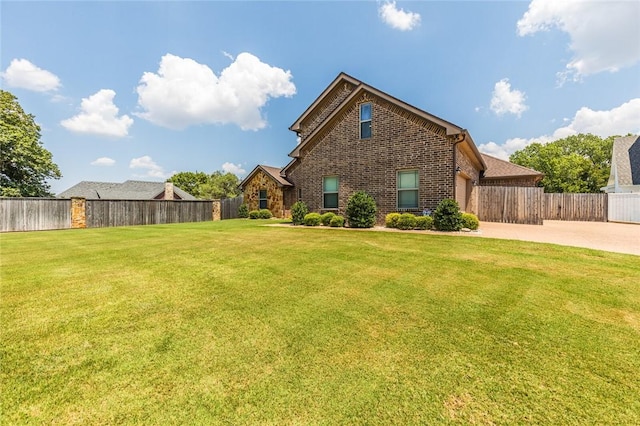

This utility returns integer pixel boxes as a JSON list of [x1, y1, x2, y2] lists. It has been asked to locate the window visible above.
[[360, 103, 372, 139], [323, 176, 339, 209], [397, 170, 418, 209], [259, 189, 267, 209]]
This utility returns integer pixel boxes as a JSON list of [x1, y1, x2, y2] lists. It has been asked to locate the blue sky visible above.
[[2, 0, 639, 195]]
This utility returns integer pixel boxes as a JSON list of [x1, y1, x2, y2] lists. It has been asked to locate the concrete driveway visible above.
[[468, 220, 640, 256]]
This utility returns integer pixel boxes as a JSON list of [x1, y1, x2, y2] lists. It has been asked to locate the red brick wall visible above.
[[286, 92, 481, 223]]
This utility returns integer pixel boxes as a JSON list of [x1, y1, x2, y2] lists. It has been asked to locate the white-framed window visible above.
[[397, 170, 419, 209], [360, 103, 372, 139], [323, 176, 339, 209], [259, 189, 268, 209]]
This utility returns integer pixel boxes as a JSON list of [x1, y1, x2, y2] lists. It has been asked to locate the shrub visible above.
[[385, 212, 401, 228], [415, 215, 433, 230], [433, 199, 463, 231], [248, 210, 260, 219], [321, 212, 336, 226], [303, 212, 322, 226], [329, 215, 345, 227], [258, 209, 273, 219], [291, 201, 309, 226], [396, 213, 417, 230], [460, 212, 480, 230], [237, 204, 249, 218], [345, 191, 377, 228]]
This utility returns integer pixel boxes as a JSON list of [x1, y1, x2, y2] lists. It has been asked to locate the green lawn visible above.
[[1, 220, 639, 425]]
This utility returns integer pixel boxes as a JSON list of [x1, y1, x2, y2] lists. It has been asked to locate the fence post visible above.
[[71, 197, 87, 229], [212, 200, 221, 221]]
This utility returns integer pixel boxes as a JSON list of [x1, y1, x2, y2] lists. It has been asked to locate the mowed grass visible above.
[[1, 220, 639, 425]]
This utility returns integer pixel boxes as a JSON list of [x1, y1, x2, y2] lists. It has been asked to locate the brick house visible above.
[[241, 73, 541, 222], [241, 165, 292, 218]]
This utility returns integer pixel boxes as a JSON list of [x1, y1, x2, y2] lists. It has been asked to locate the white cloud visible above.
[[1, 58, 61, 92], [90, 157, 116, 166], [379, 1, 421, 31], [479, 98, 640, 160], [517, 0, 640, 79], [221, 162, 246, 175], [135, 52, 296, 131], [129, 156, 169, 179], [61, 89, 133, 137], [490, 79, 528, 117]]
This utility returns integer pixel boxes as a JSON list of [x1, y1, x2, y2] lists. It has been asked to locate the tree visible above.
[[510, 134, 614, 193], [167, 170, 241, 199], [0, 90, 61, 197]]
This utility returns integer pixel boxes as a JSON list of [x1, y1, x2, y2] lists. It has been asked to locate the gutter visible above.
[[452, 130, 467, 202]]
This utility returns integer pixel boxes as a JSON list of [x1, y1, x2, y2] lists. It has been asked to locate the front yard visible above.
[[1, 219, 639, 424]]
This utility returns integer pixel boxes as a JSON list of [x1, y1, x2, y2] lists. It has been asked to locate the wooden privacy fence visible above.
[[1, 197, 244, 232], [0, 198, 72, 232], [472, 187, 611, 225], [544, 193, 607, 221], [221, 196, 244, 220], [473, 186, 544, 225], [85, 200, 213, 228]]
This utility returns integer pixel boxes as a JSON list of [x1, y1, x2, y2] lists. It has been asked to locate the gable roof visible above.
[[57, 180, 196, 200], [607, 135, 640, 189], [480, 154, 544, 180], [239, 165, 293, 189], [287, 72, 486, 171]]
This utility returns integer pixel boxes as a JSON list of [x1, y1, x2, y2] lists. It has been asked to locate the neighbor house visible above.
[[57, 180, 196, 200], [601, 135, 640, 193], [240, 73, 541, 222]]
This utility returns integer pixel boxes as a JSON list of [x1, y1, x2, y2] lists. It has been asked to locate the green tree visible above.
[[510, 134, 614, 193], [0, 90, 61, 197], [167, 170, 241, 199]]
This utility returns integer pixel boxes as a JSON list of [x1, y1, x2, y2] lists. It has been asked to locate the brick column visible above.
[[212, 200, 221, 221], [71, 197, 87, 229]]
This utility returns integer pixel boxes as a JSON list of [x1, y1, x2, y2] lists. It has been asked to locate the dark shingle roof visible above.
[[481, 154, 543, 179], [609, 135, 640, 187], [239, 165, 293, 189], [57, 180, 196, 200]]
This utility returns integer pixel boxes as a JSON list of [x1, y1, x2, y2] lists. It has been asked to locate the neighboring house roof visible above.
[[57, 180, 197, 200], [480, 154, 544, 180], [239, 165, 293, 189], [286, 72, 486, 172], [602, 135, 640, 193]]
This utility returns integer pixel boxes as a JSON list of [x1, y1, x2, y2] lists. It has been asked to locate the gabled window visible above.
[[360, 103, 372, 139], [397, 170, 419, 209], [259, 189, 268, 209], [323, 176, 339, 209]]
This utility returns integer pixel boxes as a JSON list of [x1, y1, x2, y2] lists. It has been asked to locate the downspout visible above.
[[452, 130, 467, 201]]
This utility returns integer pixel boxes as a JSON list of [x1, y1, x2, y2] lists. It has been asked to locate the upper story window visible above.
[[259, 189, 268, 209], [397, 170, 419, 209], [360, 103, 372, 139], [323, 176, 339, 209]]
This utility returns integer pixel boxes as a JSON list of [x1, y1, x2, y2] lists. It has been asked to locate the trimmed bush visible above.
[[345, 191, 377, 228], [291, 201, 309, 226], [248, 210, 260, 219], [258, 209, 273, 219], [303, 212, 322, 226], [321, 212, 336, 226], [329, 215, 345, 227], [385, 212, 401, 228], [461, 212, 480, 230], [396, 213, 417, 230], [237, 204, 249, 218], [433, 199, 463, 231], [415, 215, 433, 230]]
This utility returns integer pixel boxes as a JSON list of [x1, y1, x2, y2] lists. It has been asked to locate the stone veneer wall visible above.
[[285, 93, 481, 223], [243, 169, 285, 218]]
